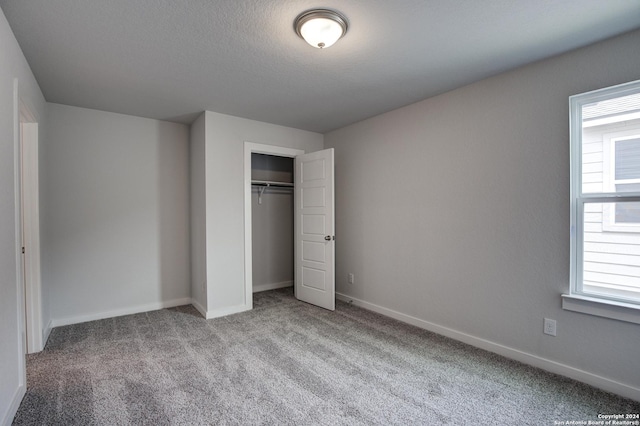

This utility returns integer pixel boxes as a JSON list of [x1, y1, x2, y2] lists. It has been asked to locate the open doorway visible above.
[[250, 153, 295, 294], [19, 100, 44, 354], [243, 143, 304, 310]]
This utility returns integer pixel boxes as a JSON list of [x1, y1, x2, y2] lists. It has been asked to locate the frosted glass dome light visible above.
[[295, 9, 348, 49]]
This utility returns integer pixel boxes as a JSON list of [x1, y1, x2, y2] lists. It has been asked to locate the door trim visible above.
[[243, 142, 304, 310], [11, 78, 27, 419], [21, 120, 43, 353]]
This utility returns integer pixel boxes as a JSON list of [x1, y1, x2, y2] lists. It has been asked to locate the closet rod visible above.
[[253, 180, 293, 205], [251, 180, 294, 188]]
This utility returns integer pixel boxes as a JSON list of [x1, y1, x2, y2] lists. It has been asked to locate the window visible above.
[[566, 80, 640, 323], [602, 133, 640, 232]]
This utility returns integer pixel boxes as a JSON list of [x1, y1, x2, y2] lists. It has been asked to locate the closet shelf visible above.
[[251, 180, 294, 188]]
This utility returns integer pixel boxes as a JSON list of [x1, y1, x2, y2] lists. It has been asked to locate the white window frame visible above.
[[602, 131, 640, 233], [565, 79, 640, 324]]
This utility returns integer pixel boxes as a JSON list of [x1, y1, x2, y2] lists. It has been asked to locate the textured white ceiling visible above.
[[2, 0, 640, 133]]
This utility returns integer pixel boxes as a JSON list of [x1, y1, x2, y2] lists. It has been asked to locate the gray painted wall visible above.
[[38, 118, 52, 352], [43, 103, 190, 324], [0, 7, 46, 424], [325, 29, 640, 394], [203, 111, 323, 313], [190, 113, 207, 312]]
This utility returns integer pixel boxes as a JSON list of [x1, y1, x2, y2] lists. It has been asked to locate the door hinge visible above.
[[22, 247, 25, 254]]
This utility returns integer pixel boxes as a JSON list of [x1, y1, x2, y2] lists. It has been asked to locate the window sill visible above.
[[562, 294, 640, 325]]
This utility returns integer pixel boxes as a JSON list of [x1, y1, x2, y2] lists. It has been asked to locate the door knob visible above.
[[324, 235, 334, 241]]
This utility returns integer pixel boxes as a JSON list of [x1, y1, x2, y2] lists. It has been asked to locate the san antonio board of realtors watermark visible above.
[[553, 413, 639, 425]]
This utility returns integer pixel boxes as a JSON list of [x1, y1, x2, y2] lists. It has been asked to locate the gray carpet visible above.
[[13, 288, 640, 425]]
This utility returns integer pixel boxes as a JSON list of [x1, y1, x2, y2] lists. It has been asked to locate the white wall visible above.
[[39, 125, 51, 346], [190, 113, 207, 314], [43, 103, 191, 326], [203, 111, 323, 315], [325, 29, 640, 399], [0, 7, 46, 425]]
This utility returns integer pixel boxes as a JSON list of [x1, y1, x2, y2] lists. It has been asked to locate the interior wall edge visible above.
[[336, 292, 640, 402]]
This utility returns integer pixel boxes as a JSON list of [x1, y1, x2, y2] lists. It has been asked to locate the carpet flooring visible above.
[[13, 288, 640, 425]]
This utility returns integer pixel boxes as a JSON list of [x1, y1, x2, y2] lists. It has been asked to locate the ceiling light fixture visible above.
[[294, 9, 348, 49]]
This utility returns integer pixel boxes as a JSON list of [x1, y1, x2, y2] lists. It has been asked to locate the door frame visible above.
[[20, 116, 43, 354], [12, 79, 27, 408], [17, 90, 44, 354], [243, 142, 304, 310]]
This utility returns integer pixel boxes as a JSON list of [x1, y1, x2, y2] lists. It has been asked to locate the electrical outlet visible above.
[[348, 273, 355, 284], [543, 318, 557, 336]]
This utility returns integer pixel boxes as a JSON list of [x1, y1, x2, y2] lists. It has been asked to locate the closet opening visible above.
[[250, 153, 295, 294], [243, 143, 305, 310], [243, 142, 335, 312]]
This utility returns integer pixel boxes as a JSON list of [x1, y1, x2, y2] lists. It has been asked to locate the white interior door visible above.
[[295, 148, 335, 310]]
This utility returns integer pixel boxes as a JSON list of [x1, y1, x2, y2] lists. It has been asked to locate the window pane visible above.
[[582, 92, 640, 121], [615, 137, 640, 181], [615, 182, 640, 194], [581, 93, 640, 194], [583, 203, 640, 302], [616, 201, 640, 224]]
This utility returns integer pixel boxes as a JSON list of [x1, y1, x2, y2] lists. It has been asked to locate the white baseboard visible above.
[[192, 299, 252, 320], [336, 292, 640, 402], [191, 299, 207, 318], [202, 303, 251, 319], [50, 297, 192, 328], [49, 297, 250, 327], [2, 383, 25, 426], [253, 281, 293, 293], [43, 320, 52, 347]]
